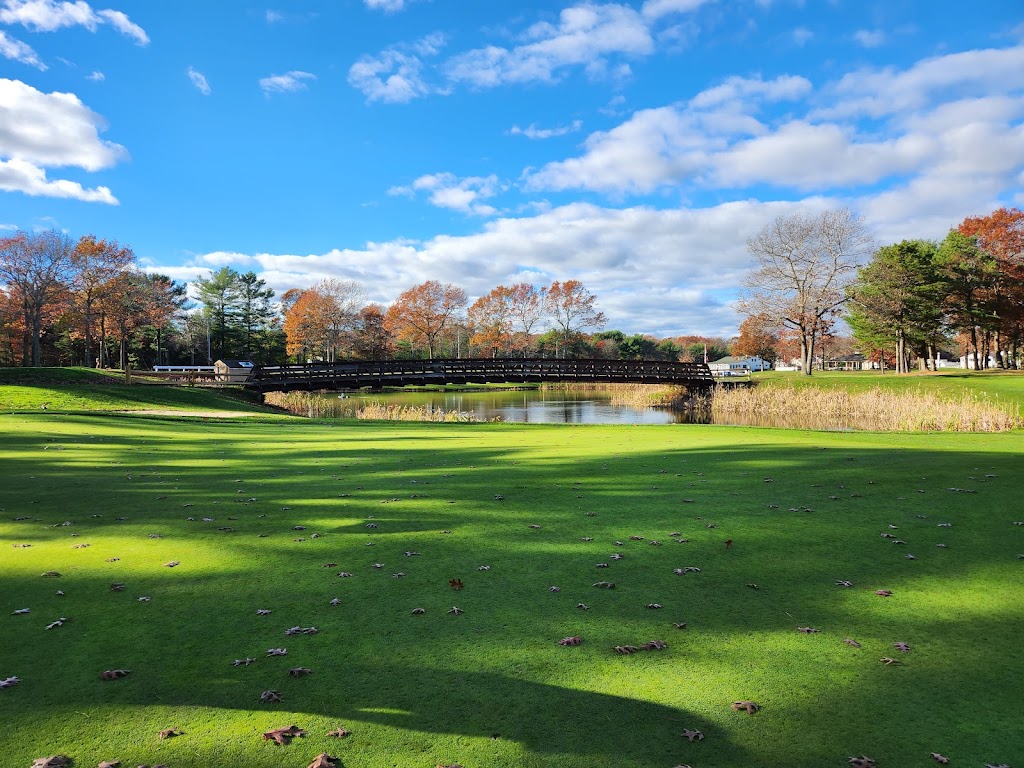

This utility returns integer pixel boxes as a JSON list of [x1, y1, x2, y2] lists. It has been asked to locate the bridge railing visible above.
[[247, 358, 715, 393]]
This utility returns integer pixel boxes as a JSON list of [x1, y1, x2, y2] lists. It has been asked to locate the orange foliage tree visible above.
[[733, 314, 779, 363], [384, 280, 467, 358], [467, 285, 513, 357], [545, 280, 606, 357], [282, 279, 366, 361]]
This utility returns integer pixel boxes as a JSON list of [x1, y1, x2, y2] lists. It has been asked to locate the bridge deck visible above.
[[246, 358, 717, 393]]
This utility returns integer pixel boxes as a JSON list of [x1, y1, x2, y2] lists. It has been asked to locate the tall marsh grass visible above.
[[711, 384, 1021, 432], [263, 391, 486, 421]]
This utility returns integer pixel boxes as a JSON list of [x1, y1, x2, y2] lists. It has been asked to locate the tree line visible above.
[[737, 207, 1024, 374]]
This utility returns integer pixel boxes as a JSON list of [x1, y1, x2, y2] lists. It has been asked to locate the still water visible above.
[[346, 388, 710, 424]]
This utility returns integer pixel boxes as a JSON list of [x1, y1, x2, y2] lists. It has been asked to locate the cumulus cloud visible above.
[[509, 120, 583, 139], [0, 29, 44, 68], [348, 33, 445, 103], [792, 26, 812, 46], [0, 0, 148, 44], [524, 45, 1024, 213], [86, 70, 103, 81], [390, 172, 504, 216], [188, 199, 809, 336], [187, 66, 211, 95], [445, 4, 653, 88], [259, 70, 316, 95], [641, 0, 713, 20], [0, 78, 125, 203], [0, 157, 117, 203]]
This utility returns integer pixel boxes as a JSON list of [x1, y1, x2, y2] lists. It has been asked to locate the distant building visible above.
[[708, 355, 771, 374], [214, 359, 255, 383], [823, 353, 867, 371]]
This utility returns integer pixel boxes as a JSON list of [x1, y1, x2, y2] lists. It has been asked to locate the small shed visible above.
[[214, 359, 255, 383]]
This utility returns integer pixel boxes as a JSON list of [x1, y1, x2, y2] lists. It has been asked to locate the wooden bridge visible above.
[[245, 358, 718, 394]]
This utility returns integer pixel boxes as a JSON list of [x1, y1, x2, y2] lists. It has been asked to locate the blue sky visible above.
[[1, 0, 1022, 336]]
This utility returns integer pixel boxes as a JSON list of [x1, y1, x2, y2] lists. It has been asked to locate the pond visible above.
[[343, 388, 710, 424]]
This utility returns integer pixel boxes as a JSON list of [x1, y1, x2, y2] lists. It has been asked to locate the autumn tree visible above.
[[0, 230, 76, 367], [507, 283, 547, 356], [957, 207, 1024, 367], [545, 280, 606, 358], [70, 235, 135, 367], [739, 209, 874, 375], [936, 230, 999, 370], [467, 286, 514, 357], [733, 314, 779, 363], [384, 280, 467, 359], [352, 304, 394, 359], [282, 279, 366, 361]]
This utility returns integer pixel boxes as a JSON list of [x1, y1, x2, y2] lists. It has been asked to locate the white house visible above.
[[707, 355, 771, 374]]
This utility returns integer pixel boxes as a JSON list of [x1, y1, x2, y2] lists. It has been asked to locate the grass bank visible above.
[[1, 414, 1021, 767], [0, 367, 277, 415]]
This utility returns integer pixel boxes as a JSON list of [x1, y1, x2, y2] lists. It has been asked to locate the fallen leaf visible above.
[[447, 606, 464, 615], [875, 590, 893, 597], [614, 645, 639, 655], [558, 636, 582, 646], [930, 754, 949, 764], [681, 728, 703, 742], [262, 724, 304, 744], [797, 627, 820, 634], [449, 579, 464, 590], [894, 642, 911, 653], [0, 676, 20, 688], [266, 648, 288, 656], [848, 757, 876, 768], [30, 756, 72, 767], [158, 728, 182, 739], [98, 760, 121, 767], [109, 583, 126, 592], [232, 658, 255, 666], [880, 657, 901, 665], [289, 667, 312, 677], [327, 727, 351, 738], [260, 689, 283, 703], [307, 754, 338, 768], [731, 701, 759, 715], [100, 669, 130, 680], [843, 638, 862, 649]]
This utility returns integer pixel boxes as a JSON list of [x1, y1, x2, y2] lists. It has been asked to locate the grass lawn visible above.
[[1, 406, 1022, 767], [0, 367, 281, 415]]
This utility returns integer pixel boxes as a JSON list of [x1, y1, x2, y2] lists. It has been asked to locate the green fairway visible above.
[[1, 412, 1021, 768]]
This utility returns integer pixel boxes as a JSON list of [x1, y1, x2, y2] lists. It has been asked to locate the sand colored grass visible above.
[[1, 413, 1022, 767]]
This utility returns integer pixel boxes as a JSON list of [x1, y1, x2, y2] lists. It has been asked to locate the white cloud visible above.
[[0, 0, 148, 45], [792, 26, 812, 46], [853, 29, 885, 48], [187, 67, 211, 96], [86, 70, 103, 81], [445, 4, 654, 88], [348, 34, 445, 103], [259, 70, 316, 95], [641, 0, 713, 20], [0, 29, 44, 68], [390, 172, 503, 216], [364, 0, 405, 12], [0, 78, 126, 170], [525, 47, 1024, 206], [0, 222, 18, 229], [188, 199, 817, 336], [0, 157, 117, 203], [509, 119, 583, 139]]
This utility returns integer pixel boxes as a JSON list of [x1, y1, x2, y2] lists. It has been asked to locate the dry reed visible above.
[[263, 391, 487, 422], [711, 384, 1021, 432]]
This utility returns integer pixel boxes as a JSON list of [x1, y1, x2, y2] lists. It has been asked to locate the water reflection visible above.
[[348, 389, 709, 425]]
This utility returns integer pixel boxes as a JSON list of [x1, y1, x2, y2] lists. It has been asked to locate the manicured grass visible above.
[[755, 368, 1024, 410], [1, 413, 1021, 767], [0, 367, 278, 414]]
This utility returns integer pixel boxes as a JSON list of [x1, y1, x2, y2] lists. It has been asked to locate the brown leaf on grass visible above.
[[307, 754, 338, 768], [158, 728, 182, 739], [592, 581, 615, 589], [163, 561, 179, 568], [641, 640, 667, 651], [843, 638, 862, 649], [449, 578, 464, 590], [880, 657, 901, 665], [0, 676, 20, 688], [257, 609, 272, 615], [797, 627, 820, 634], [232, 658, 255, 666], [645, 603, 663, 609], [848, 757, 877, 768], [673, 622, 688, 630], [12, 608, 30, 615], [266, 648, 287, 656], [411, 607, 426, 614], [100, 669, 130, 680], [875, 590, 893, 597], [262, 724, 304, 744], [681, 728, 704, 742], [894, 642, 911, 653], [109, 583, 126, 592], [930, 754, 949, 764], [614, 645, 639, 655], [327, 727, 351, 738], [447, 606, 464, 615], [98, 760, 121, 767], [289, 667, 313, 677], [260, 689, 283, 703], [30, 756, 72, 767], [731, 701, 759, 715], [558, 636, 582, 646]]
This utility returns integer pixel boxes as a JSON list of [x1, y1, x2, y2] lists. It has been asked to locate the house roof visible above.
[[215, 359, 255, 368]]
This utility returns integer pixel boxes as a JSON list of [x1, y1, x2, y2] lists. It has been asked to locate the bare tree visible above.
[[0, 230, 75, 367], [739, 209, 874, 375], [545, 280, 606, 358]]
